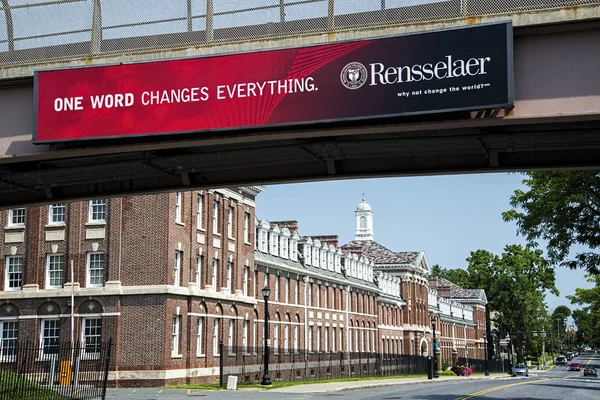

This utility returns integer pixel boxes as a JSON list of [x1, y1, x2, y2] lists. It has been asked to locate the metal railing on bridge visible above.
[[0, 0, 599, 67]]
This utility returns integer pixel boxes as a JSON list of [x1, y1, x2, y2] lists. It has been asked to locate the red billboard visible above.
[[33, 22, 513, 143]]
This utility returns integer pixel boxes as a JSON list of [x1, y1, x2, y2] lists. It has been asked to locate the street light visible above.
[[431, 315, 439, 378], [261, 286, 271, 386], [483, 333, 489, 376]]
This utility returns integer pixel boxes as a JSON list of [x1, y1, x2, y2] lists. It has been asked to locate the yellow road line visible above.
[[455, 378, 556, 400], [585, 354, 595, 367]]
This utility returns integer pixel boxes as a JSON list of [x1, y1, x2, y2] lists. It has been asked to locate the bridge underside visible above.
[[1, 114, 599, 207]]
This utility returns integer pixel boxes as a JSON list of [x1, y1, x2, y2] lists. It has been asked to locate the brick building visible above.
[[0, 191, 486, 387]]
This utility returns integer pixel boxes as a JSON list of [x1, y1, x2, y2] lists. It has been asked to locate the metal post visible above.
[[91, 0, 102, 54], [431, 316, 439, 378], [187, 0, 193, 32], [327, 0, 334, 31], [279, 0, 285, 22], [101, 338, 112, 400], [261, 287, 271, 385], [219, 341, 224, 388], [206, 0, 214, 43], [483, 334, 489, 376], [1, 0, 14, 52]]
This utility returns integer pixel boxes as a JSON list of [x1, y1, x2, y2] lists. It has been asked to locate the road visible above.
[[106, 351, 599, 399]]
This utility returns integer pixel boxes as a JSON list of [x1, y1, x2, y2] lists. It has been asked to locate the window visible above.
[[316, 285, 320, 308], [243, 213, 250, 243], [260, 230, 267, 252], [86, 253, 104, 287], [293, 325, 299, 354], [316, 326, 321, 353], [271, 234, 278, 255], [294, 280, 298, 305], [175, 192, 182, 223], [195, 256, 202, 286], [308, 326, 313, 352], [274, 277, 279, 302], [284, 323, 289, 354], [41, 320, 59, 357], [213, 319, 220, 356], [211, 259, 218, 288], [228, 320, 234, 352], [88, 200, 106, 223], [274, 323, 279, 354], [308, 283, 312, 307], [243, 266, 249, 296], [197, 317, 204, 356], [197, 194, 204, 229], [242, 320, 248, 353], [340, 328, 344, 352], [174, 251, 182, 287], [332, 327, 336, 352], [227, 207, 234, 238], [0, 321, 18, 360], [46, 254, 64, 289], [48, 204, 66, 224], [5, 256, 23, 291], [360, 216, 367, 229], [171, 316, 180, 356], [82, 318, 101, 357], [226, 262, 232, 291], [285, 278, 289, 304], [325, 327, 329, 353], [8, 209, 25, 226], [212, 201, 219, 233]]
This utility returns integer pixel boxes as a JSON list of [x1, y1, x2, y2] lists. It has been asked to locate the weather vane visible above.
[[361, 192, 368, 201]]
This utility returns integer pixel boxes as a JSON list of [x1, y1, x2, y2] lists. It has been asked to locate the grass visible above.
[[167, 374, 428, 391]]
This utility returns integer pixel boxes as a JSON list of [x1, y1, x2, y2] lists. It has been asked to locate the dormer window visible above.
[[312, 248, 319, 267], [327, 253, 333, 271], [270, 233, 279, 255], [304, 245, 312, 266], [281, 237, 288, 259], [334, 255, 341, 273], [320, 250, 327, 269], [260, 230, 268, 252]]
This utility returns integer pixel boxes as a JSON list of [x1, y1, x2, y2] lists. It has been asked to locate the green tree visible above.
[[438, 245, 557, 362], [502, 171, 600, 275], [567, 275, 600, 348]]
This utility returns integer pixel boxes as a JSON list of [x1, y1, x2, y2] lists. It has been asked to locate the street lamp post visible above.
[[483, 333, 489, 376], [261, 286, 271, 386], [431, 315, 439, 378]]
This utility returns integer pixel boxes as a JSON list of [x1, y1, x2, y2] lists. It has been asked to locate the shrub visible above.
[[441, 358, 451, 371], [439, 370, 456, 376]]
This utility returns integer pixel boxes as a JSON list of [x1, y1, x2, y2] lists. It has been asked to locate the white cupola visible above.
[[354, 198, 373, 241]]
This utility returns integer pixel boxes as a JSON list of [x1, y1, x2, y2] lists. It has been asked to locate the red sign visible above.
[[33, 23, 512, 143]]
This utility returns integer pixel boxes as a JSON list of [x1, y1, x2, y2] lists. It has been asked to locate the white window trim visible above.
[[45, 254, 64, 290], [48, 204, 66, 225], [5, 256, 23, 291], [243, 266, 249, 297], [39, 319, 60, 360], [243, 213, 250, 244], [195, 256, 202, 286], [175, 192, 182, 223], [226, 263, 232, 291], [86, 252, 104, 288], [211, 259, 218, 288], [212, 201, 219, 234], [88, 200, 106, 224], [7, 209, 25, 227], [197, 194, 204, 230], [81, 318, 101, 359], [227, 207, 234, 239], [213, 319, 220, 356], [197, 317, 205, 357], [171, 316, 181, 356], [0, 320, 18, 361], [174, 251, 182, 287]]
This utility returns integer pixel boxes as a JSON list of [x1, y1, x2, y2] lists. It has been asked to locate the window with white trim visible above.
[[197, 194, 204, 229], [48, 204, 66, 225], [242, 320, 248, 353], [332, 327, 336, 352], [5, 256, 23, 291], [273, 323, 279, 354], [294, 280, 299, 305], [260, 230, 267, 252], [175, 192, 182, 223], [293, 325, 299, 354], [211, 259, 218, 288], [41, 319, 59, 357], [243, 266, 249, 296], [284, 323, 289, 354], [46, 254, 64, 289], [243, 213, 250, 243], [227, 207, 233, 238], [171, 316, 180, 356], [213, 319, 220, 356], [316, 285, 320, 308], [0, 321, 18, 361], [8, 209, 25, 227], [264, 273, 269, 289], [197, 317, 204, 356], [281, 237, 288, 258], [316, 326, 321, 353], [325, 327, 329, 353], [226, 262, 232, 291], [274, 277, 279, 302], [195, 256, 202, 286], [212, 201, 219, 233], [285, 278, 289, 304], [228, 320, 234, 352], [174, 251, 182, 287], [82, 318, 101, 358], [340, 327, 344, 352], [270, 233, 278, 255], [88, 200, 106, 223], [308, 326, 313, 352], [86, 253, 104, 288]]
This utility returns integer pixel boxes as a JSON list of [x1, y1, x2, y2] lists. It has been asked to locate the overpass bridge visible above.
[[1, 0, 600, 207]]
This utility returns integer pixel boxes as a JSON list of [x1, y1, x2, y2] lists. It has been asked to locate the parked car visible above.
[[556, 356, 567, 365], [569, 363, 581, 371], [512, 363, 529, 377], [566, 352, 574, 361], [583, 367, 597, 377]]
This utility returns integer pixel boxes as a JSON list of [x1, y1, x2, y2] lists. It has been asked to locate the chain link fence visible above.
[[1, 0, 599, 67]]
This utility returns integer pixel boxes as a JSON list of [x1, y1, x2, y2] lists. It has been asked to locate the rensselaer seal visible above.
[[340, 62, 368, 90]]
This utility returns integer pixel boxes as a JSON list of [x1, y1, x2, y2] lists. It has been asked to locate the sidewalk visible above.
[[268, 374, 506, 393]]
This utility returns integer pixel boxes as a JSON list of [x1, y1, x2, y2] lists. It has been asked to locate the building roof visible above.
[[436, 278, 488, 304], [341, 240, 420, 265], [356, 199, 372, 211]]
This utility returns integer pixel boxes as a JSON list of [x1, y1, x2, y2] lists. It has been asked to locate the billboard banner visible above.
[[33, 22, 513, 143]]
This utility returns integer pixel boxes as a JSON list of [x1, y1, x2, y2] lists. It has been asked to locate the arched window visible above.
[[359, 216, 367, 229]]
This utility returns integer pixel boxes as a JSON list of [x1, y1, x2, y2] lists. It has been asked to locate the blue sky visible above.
[[255, 173, 594, 314]]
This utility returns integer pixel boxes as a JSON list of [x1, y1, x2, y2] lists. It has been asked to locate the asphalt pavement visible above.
[[105, 351, 600, 399]]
